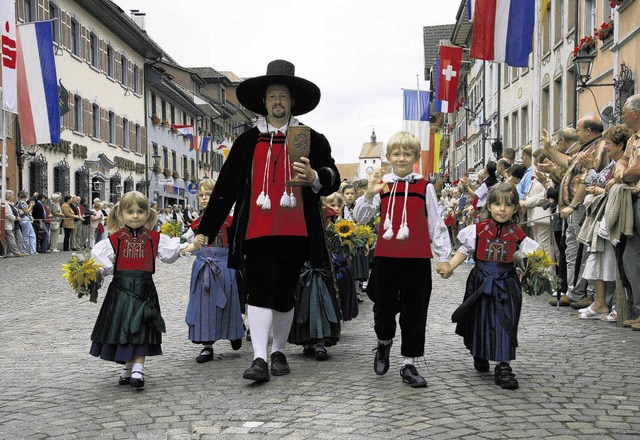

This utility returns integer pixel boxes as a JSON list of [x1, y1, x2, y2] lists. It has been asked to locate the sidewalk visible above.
[[1, 252, 639, 439]]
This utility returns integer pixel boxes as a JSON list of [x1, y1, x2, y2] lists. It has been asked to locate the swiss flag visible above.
[[437, 45, 463, 114]]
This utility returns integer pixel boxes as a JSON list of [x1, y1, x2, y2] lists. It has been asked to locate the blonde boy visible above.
[[353, 131, 451, 388]]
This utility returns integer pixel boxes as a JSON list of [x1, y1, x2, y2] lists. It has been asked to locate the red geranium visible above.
[[594, 19, 614, 42], [572, 35, 596, 58], [609, 0, 623, 8]]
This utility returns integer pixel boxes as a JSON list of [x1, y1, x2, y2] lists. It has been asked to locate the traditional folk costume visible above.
[[354, 172, 452, 358], [196, 60, 341, 379], [183, 216, 245, 346], [89, 227, 184, 363], [452, 218, 539, 363]]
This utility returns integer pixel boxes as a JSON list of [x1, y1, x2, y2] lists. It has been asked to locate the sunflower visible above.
[[62, 254, 103, 303], [334, 219, 355, 238]]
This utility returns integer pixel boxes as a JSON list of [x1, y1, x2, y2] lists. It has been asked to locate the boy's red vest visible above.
[[375, 179, 433, 259]]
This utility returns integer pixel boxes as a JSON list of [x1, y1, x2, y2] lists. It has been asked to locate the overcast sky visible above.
[[113, 0, 461, 163]]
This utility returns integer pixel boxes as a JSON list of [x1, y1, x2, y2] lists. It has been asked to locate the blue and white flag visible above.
[[402, 89, 430, 151], [201, 136, 209, 153]]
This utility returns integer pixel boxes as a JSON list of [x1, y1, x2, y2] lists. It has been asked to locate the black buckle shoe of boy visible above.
[[400, 364, 427, 388], [473, 356, 490, 372], [270, 351, 291, 376], [230, 339, 242, 351], [373, 341, 392, 375], [242, 358, 270, 382], [196, 347, 214, 363], [494, 362, 519, 390]]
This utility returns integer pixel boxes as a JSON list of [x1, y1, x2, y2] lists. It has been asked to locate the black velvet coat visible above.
[[196, 126, 340, 270]]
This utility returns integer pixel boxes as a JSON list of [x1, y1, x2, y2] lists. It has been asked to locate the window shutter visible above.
[[99, 39, 107, 74], [128, 60, 134, 90], [101, 109, 108, 142], [116, 116, 123, 147], [17, 0, 24, 22], [83, 99, 91, 136], [115, 53, 122, 82], [129, 123, 136, 151], [64, 92, 74, 129], [60, 11, 70, 49], [141, 128, 147, 155], [138, 65, 143, 96], [81, 26, 90, 62]]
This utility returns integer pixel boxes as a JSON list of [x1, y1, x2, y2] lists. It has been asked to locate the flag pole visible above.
[[1, 105, 7, 247], [416, 74, 423, 173]]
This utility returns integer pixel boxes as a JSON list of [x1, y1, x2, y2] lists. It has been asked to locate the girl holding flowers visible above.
[[89, 191, 202, 389]]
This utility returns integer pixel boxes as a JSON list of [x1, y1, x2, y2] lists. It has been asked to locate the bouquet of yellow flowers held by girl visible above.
[[326, 218, 376, 259], [160, 220, 183, 238], [62, 253, 103, 303], [515, 249, 561, 296]]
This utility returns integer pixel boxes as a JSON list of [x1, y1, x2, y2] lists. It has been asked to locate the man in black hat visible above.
[[197, 60, 340, 383]]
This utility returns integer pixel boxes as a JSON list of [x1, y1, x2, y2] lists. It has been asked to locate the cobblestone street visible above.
[[1, 252, 640, 439]]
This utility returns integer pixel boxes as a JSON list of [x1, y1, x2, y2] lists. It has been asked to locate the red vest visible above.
[[246, 132, 307, 239], [109, 228, 160, 273], [475, 218, 526, 263], [375, 179, 433, 259]]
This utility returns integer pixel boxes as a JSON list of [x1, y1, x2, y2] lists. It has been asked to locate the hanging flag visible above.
[[58, 79, 69, 116], [1, 0, 17, 113], [402, 89, 430, 151], [433, 59, 444, 113], [172, 124, 197, 150], [470, 0, 535, 67], [437, 45, 463, 114], [201, 136, 209, 153], [17, 21, 60, 145], [541, 0, 550, 24], [467, 0, 475, 21]]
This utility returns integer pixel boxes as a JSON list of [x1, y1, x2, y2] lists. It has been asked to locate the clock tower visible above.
[[358, 129, 384, 180]]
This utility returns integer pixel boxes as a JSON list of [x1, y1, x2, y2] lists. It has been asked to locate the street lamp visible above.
[[574, 55, 634, 125]]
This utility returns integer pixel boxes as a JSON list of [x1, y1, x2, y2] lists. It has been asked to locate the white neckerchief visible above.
[[254, 116, 300, 210], [381, 171, 423, 241]]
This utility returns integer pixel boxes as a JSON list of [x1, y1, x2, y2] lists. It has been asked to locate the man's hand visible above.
[[541, 129, 552, 149], [559, 206, 574, 219], [292, 157, 317, 183]]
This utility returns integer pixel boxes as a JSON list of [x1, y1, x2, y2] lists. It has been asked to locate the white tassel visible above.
[[262, 194, 271, 210], [256, 191, 265, 207], [382, 228, 394, 240], [383, 213, 392, 230], [289, 192, 297, 208], [280, 191, 291, 208], [396, 223, 409, 240]]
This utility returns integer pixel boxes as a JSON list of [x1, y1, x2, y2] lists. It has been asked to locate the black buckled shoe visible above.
[[230, 339, 242, 351], [270, 351, 291, 376], [400, 364, 427, 388], [494, 362, 519, 390], [242, 358, 270, 382], [373, 341, 392, 375], [473, 356, 490, 372], [130, 372, 145, 389], [196, 347, 214, 363]]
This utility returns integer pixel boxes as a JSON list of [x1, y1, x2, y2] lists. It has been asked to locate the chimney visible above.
[[129, 9, 146, 31]]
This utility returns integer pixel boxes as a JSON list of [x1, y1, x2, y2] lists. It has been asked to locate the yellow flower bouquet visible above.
[[160, 220, 183, 238], [326, 218, 376, 258], [62, 254, 103, 303], [515, 249, 561, 296]]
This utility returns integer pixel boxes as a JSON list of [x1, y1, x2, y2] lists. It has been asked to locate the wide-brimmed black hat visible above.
[[236, 60, 321, 116]]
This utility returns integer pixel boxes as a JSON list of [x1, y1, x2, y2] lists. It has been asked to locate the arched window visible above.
[[74, 165, 90, 202], [110, 172, 122, 203], [29, 154, 48, 195], [124, 175, 134, 193], [53, 158, 70, 195]]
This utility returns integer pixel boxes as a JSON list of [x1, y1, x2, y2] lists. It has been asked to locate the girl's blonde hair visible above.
[[106, 190, 158, 233], [479, 181, 521, 224]]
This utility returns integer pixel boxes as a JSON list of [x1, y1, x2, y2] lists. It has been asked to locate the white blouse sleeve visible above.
[[425, 183, 452, 262], [182, 227, 195, 243], [519, 236, 541, 254], [456, 225, 477, 256], [157, 234, 183, 263], [91, 238, 115, 276], [353, 194, 381, 224]]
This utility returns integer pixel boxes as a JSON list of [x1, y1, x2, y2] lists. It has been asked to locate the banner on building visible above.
[[1, 0, 17, 113]]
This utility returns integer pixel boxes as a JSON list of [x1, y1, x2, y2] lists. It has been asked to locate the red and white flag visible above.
[[436, 45, 463, 114], [172, 124, 198, 150], [1, 0, 17, 113]]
